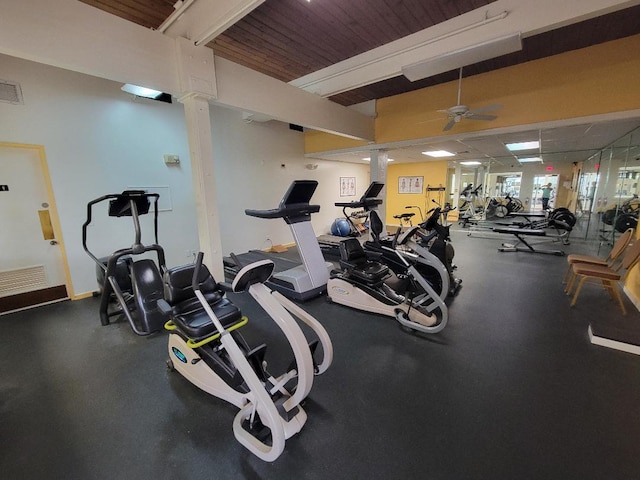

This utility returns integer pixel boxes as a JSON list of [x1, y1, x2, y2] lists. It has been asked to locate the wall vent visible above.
[[0, 265, 47, 297], [0, 79, 24, 105]]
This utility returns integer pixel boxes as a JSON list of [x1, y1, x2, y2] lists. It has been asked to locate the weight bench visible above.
[[493, 227, 566, 256]]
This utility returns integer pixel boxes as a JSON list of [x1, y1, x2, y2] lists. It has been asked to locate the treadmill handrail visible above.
[[335, 198, 383, 209], [245, 204, 320, 219]]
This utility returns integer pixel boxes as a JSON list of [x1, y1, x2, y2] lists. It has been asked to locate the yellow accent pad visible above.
[[164, 316, 249, 348]]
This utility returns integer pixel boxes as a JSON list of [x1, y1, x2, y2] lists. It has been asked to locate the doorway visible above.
[[0, 143, 71, 313], [532, 174, 559, 211]]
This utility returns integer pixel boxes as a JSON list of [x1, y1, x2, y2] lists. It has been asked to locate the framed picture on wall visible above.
[[340, 176, 356, 197], [398, 176, 423, 194]]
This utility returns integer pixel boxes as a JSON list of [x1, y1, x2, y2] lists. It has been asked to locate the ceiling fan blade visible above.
[[456, 67, 463, 106], [443, 118, 457, 131], [466, 114, 498, 121], [468, 104, 502, 115]]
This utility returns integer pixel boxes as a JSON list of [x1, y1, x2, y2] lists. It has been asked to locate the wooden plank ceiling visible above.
[[80, 0, 640, 106]]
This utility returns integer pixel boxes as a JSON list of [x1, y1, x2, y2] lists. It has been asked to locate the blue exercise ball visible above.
[[331, 218, 351, 237]]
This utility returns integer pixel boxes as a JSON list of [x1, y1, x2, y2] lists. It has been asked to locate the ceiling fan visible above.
[[439, 67, 501, 131]]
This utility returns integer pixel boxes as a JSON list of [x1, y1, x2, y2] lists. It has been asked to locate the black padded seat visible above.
[[163, 263, 242, 340], [339, 238, 390, 284], [172, 298, 242, 340]]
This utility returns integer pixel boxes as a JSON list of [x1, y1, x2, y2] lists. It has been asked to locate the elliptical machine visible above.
[[82, 190, 169, 335], [376, 204, 462, 297], [458, 184, 484, 227], [161, 252, 332, 462], [327, 212, 448, 334], [346, 182, 456, 299]]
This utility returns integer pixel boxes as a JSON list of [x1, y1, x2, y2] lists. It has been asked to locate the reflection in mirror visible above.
[[579, 125, 640, 242]]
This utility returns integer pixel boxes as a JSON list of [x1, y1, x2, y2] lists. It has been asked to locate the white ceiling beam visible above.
[[160, 0, 265, 46], [0, 0, 179, 95], [290, 0, 640, 97], [213, 57, 374, 140], [0, 0, 373, 141]]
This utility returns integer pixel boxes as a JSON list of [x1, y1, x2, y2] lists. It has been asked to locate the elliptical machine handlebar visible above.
[[82, 191, 161, 269]]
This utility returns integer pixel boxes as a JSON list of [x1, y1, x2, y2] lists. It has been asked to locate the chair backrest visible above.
[[608, 228, 635, 262], [163, 263, 220, 307], [369, 210, 384, 242], [620, 235, 640, 274], [339, 238, 366, 264]]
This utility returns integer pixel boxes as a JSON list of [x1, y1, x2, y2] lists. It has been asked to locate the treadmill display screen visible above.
[[280, 180, 318, 206]]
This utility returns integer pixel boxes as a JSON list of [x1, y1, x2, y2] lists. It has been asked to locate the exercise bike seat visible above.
[[339, 238, 390, 284], [163, 263, 243, 341]]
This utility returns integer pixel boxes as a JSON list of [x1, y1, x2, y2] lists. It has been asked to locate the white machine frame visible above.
[[166, 258, 333, 462], [328, 244, 448, 334]]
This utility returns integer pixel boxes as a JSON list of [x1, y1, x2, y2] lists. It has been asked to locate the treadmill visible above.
[[245, 180, 332, 301]]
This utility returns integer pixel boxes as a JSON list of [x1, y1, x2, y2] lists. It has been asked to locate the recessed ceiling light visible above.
[[362, 157, 394, 162], [422, 150, 455, 158], [517, 157, 543, 163], [460, 161, 482, 166], [506, 141, 539, 151], [121, 84, 172, 103]]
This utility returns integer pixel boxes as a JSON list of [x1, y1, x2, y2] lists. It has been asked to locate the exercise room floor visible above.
[[2, 224, 640, 479]]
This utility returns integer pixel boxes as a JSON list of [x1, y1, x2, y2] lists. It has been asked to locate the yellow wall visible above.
[[305, 33, 640, 152], [305, 129, 368, 153], [305, 33, 640, 308], [385, 161, 448, 225]]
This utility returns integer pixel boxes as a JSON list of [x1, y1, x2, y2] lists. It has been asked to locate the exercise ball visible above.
[[331, 218, 351, 237]]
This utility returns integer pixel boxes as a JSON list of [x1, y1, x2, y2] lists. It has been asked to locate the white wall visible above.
[[209, 108, 370, 252], [1, 53, 198, 296], [1, 54, 370, 297]]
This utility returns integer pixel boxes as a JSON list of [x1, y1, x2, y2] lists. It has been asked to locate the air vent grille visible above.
[[0, 80, 24, 105], [0, 265, 47, 297]]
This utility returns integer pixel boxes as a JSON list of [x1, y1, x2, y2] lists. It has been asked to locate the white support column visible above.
[[369, 150, 388, 234], [453, 164, 462, 209], [181, 95, 224, 279]]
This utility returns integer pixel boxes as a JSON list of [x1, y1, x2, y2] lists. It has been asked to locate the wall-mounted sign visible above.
[[0, 185, 9, 191]]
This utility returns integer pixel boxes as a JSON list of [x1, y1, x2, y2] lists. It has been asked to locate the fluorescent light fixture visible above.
[[402, 32, 522, 82], [517, 157, 543, 163], [506, 141, 539, 151], [363, 157, 394, 162], [460, 161, 481, 166], [121, 84, 172, 103], [422, 150, 455, 158]]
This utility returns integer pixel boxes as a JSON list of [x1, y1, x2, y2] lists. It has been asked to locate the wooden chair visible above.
[[566, 237, 640, 315], [562, 228, 634, 285]]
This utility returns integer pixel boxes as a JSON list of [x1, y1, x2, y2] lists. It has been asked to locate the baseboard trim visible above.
[[588, 324, 640, 356]]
